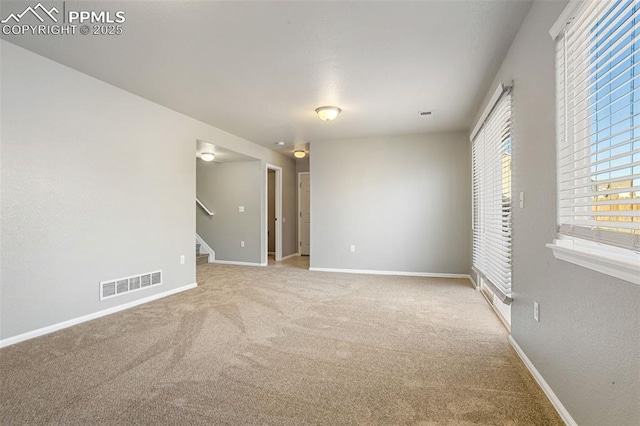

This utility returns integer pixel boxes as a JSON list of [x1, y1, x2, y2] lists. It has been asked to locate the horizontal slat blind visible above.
[[472, 90, 512, 301], [472, 126, 484, 274], [558, 0, 640, 251]]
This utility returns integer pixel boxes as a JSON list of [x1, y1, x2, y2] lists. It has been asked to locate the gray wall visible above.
[[296, 157, 310, 173], [473, 2, 640, 424], [0, 41, 297, 341], [1, 41, 195, 339], [310, 133, 470, 274], [196, 161, 262, 263], [278, 162, 298, 259]]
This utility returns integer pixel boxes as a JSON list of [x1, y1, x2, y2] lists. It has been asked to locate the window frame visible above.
[[471, 83, 514, 303], [548, 0, 640, 285]]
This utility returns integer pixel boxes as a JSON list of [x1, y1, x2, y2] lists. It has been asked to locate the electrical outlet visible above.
[[520, 192, 525, 208], [180, 255, 185, 265], [241, 241, 245, 248], [350, 245, 355, 253], [238, 206, 245, 212], [534, 301, 540, 322]]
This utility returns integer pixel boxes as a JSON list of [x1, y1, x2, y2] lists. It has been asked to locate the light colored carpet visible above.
[[0, 260, 562, 425]]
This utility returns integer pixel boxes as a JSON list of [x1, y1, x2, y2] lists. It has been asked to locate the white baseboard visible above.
[[195, 233, 215, 262], [468, 273, 478, 289], [281, 252, 300, 261], [309, 267, 470, 280], [213, 260, 267, 267], [0, 282, 198, 349], [508, 335, 577, 426]]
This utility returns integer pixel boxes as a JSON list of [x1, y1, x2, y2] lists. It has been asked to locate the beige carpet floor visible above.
[[0, 260, 562, 425]]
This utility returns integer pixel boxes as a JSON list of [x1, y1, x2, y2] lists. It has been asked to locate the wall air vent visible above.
[[100, 270, 162, 300], [418, 111, 433, 117]]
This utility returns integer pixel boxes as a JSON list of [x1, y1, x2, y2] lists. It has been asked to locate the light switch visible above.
[[239, 206, 245, 212], [519, 192, 524, 208]]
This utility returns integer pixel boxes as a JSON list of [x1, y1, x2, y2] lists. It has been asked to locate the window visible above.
[[549, 0, 640, 284], [472, 84, 513, 302]]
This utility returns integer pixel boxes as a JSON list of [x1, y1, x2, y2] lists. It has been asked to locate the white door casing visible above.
[[265, 164, 282, 262]]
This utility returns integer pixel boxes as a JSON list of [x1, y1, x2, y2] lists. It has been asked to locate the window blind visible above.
[[472, 88, 512, 302], [556, 0, 640, 251]]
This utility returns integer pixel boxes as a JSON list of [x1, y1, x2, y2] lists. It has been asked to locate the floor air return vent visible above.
[[100, 270, 162, 300]]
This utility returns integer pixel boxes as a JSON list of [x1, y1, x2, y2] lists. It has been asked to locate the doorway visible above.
[[267, 169, 276, 257], [265, 164, 282, 262], [298, 172, 310, 256]]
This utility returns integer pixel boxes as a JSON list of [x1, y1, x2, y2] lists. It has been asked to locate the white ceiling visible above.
[[196, 140, 257, 163], [2, 1, 533, 156]]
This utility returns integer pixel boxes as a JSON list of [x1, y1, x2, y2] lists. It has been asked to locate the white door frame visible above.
[[298, 172, 310, 256], [266, 164, 282, 262]]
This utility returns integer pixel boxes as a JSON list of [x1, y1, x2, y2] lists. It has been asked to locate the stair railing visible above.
[[196, 198, 214, 216]]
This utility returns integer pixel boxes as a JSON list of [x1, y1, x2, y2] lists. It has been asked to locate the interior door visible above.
[[299, 173, 310, 256]]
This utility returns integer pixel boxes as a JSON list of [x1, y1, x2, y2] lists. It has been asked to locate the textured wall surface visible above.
[[1, 42, 195, 339], [296, 157, 310, 174], [196, 161, 262, 263], [0, 41, 297, 341], [473, 2, 640, 424], [310, 132, 471, 275], [279, 161, 298, 259]]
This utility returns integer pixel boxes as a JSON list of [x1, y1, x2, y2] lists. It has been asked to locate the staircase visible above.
[[196, 243, 209, 265]]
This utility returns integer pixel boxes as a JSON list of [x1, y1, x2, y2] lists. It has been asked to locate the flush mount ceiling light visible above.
[[315, 106, 341, 121], [294, 150, 306, 159], [200, 152, 215, 162]]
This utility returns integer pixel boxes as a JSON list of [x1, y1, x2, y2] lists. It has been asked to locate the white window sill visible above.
[[547, 237, 640, 285]]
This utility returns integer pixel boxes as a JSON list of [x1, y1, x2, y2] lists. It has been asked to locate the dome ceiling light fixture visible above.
[[200, 152, 215, 162], [315, 106, 341, 121], [294, 150, 306, 159]]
